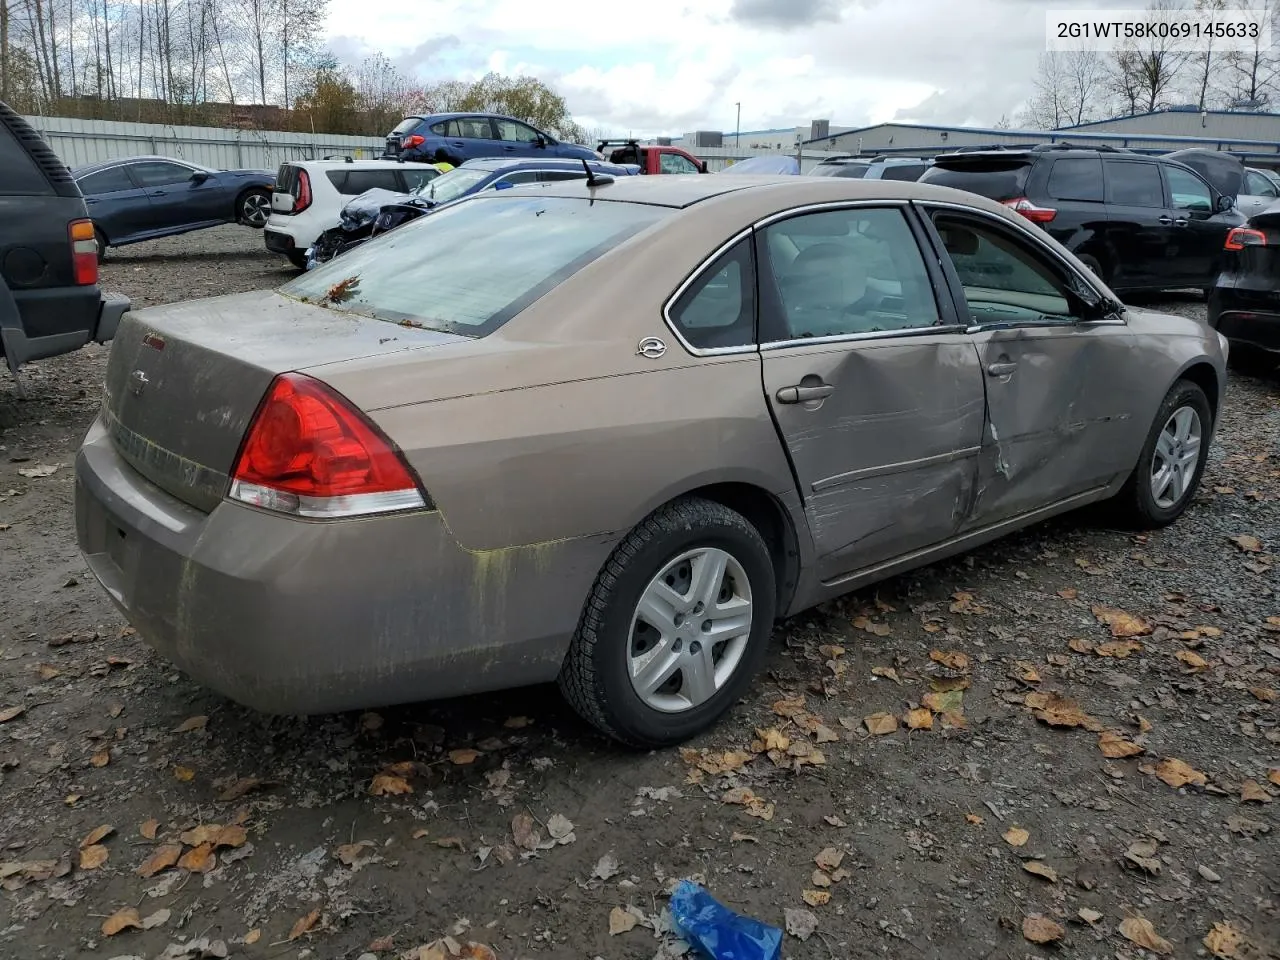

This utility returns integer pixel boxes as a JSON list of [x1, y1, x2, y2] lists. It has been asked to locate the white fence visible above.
[[22, 115, 386, 171]]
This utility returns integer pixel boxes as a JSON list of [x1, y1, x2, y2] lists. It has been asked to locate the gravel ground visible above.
[[0, 226, 1276, 960]]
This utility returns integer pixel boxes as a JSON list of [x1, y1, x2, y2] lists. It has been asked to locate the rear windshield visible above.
[[275, 164, 299, 195], [810, 162, 869, 178], [415, 167, 492, 204], [279, 196, 670, 337], [920, 161, 1032, 201], [877, 163, 928, 182], [391, 117, 422, 136]]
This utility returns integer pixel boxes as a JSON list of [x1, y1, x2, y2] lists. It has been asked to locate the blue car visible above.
[[72, 155, 276, 258], [383, 113, 598, 166]]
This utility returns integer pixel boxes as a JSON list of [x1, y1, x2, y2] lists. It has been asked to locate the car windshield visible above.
[[810, 163, 869, 178], [414, 167, 492, 204], [279, 196, 671, 337]]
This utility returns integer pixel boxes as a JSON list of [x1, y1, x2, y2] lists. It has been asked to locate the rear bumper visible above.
[[2, 288, 129, 366], [74, 417, 607, 715], [263, 229, 297, 254], [1208, 283, 1280, 353]]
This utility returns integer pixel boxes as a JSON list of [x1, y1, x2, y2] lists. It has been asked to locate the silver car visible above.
[[75, 176, 1228, 748]]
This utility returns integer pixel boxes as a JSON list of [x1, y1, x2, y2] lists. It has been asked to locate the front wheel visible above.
[[1111, 380, 1212, 528], [237, 189, 271, 228], [559, 497, 777, 748]]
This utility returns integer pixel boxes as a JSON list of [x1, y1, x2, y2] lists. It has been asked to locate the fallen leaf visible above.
[[412, 829, 430, 840], [1153, 757, 1208, 789], [1119, 916, 1174, 955], [140, 819, 159, 840], [1092, 605, 1152, 638], [511, 813, 540, 851], [608, 907, 638, 935], [35, 663, 61, 681], [244, 929, 261, 945], [801, 889, 830, 907], [731, 831, 759, 843], [1241, 779, 1272, 803], [784, 907, 818, 941], [90, 748, 110, 768], [136, 844, 182, 877], [460, 945, 497, 960], [0, 706, 26, 723], [852, 616, 891, 636], [1096, 638, 1143, 658], [1022, 915, 1065, 944], [288, 908, 321, 941], [172, 764, 194, 781], [949, 591, 988, 614], [1031, 692, 1101, 730], [546, 813, 574, 842], [771, 695, 807, 718], [871, 666, 900, 683], [142, 908, 170, 930], [1057, 588, 1079, 600], [905, 707, 933, 730], [814, 847, 844, 871], [177, 842, 216, 873], [173, 715, 208, 733], [78, 845, 108, 870], [1023, 860, 1057, 882], [102, 906, 142, 937], [1204, 921, 1245, 958], [1176, 650, 1209, 670], [1250, 686, 1277, 703], [929, 675, 970, 692], [80, 824, 114, 848], [1269, 769, 1280, 787], [1125, 840, 1162, 874], [435, 837, 465, 850], [922, 689, 963, 713], [1003, 827, 1029, 847], [1098, 731, 1144, 758], [18, 464, 60, 478], [448, 748, 481, 765], [178, 825, 222, 846], [965, 813, 984, 825], [1068, 637, 1095, 654], [337, 841, 376, 866], [369, 773, 413, 796], [592, 853, 620, 881], [1012, 661, 1041, 683], [1078, 908, 1102, 925], [929, 649, 971, 672], [863, 712, 898, 736], [1230, 534, 1263, 553], [503, 716, 531, 729], [751, 727, 790, 753]]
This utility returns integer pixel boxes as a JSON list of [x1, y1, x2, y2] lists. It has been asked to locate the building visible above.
[[1060, 107, 1280, 141]]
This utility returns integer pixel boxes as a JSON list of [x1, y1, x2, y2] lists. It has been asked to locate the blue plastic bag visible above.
[[669, 880, 783, 960]]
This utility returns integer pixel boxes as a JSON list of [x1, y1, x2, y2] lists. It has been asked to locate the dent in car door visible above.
[[924, 208, 1138, 526], [755, 204, 985, 581]]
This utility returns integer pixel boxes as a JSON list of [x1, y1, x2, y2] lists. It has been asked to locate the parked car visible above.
[[264, 158, 445, 268], [920, 144, 1244, 293], [1208, 200, 1280, 371], [1236, 166, 1280, 219], [810, 156, 933, 181], [307, 157, 641, 267], [0, 100, 128, 387], [74, 155, 276, 259], [720, 156, 799, 175], [75, 175, 1226, 747], [597, 139, 708, 174], [384, 113, 597, 166]]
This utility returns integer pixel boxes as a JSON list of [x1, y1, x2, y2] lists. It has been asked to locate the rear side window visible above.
[[1105, 160, 1164, 207], [0, 125, 54, 195], [275, 164, 299, 193], [328, 169, 404, 195], [391, 117, 421, 136], [281, 196, 670, 336], [668, 239, 755, 349], [920, 161, 1031, 201], [429, 122, 447, 135], [399, 168, 439, 192], [1047, 157, 1103, 202], [79, 167, 135, 194]]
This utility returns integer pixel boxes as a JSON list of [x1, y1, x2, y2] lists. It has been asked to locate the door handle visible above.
[[1157, 215, 1173, 225], [1173, 218, 1188, 227], [149, 191, 166, 197], [776, 383, 834, 404], [986, 361, 1017, 377]]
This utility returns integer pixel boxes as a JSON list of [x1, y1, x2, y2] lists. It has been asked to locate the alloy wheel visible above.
[[241, 192, 271, 227], [1150, 405, 1202, 509]]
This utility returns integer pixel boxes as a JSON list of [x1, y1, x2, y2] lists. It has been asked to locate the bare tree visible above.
[[1021, 51, 1106, 129], [1107, 0, 1190, 115], [1185, 0, 1228, 109], [1222, 0, 1279, 107]]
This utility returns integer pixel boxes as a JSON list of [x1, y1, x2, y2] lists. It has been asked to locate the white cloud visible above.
[[322, 0, 1144, 136]]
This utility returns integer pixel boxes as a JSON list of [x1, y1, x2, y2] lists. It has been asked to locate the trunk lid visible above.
[[101, 291, 467, 512], [271, 163, 302, 214], [1163, 148, 1244, 200], [920, 152, 1034, 202]]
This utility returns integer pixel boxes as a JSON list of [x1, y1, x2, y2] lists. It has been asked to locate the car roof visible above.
[[403, 112, 533, 125], [457, 157, 630, 173], [73, 154, 204, 176], [284, 158, 421, 170], [523, 174, 1019, 214]]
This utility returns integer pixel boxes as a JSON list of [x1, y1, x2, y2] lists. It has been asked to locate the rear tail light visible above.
[[403, 134, 425, 149], [69, 219, 98, 285], [229, 373, 430, 519], [293, 169, 312, 214], [1002, 197, 1057, 224], [1225, 227, 1266, 250]]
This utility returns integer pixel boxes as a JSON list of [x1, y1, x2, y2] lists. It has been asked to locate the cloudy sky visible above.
[[324, 0, 1120, 136]]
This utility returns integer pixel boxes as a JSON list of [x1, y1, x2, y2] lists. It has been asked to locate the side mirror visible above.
[[493, 180, 514, 190], [190, 171, 210, 184], [699, 161, 709, 173], [1216, 194, 1235, 213]]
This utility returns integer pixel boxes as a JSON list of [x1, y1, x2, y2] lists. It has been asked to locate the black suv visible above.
[[0, 100, 128, 392], [919, 144, 1244, 293]]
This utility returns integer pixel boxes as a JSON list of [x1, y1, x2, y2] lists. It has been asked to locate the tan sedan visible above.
[[76, 175, 1227, 747]]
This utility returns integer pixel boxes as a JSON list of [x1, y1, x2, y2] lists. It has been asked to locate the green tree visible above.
[[292, 57, 360, 134], [453, 72, 587, 142]]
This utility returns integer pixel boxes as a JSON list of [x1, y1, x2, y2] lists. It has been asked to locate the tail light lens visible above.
[[1225, 227, 1266, 250], [69, 219, 98, 285], [293, 169, 312, 214], [1002, 197, 1057, 224], [229, 373, 429, 519], [403, 134, 425, 149]]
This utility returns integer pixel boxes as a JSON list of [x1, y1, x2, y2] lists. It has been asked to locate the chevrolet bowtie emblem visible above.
[[129, 370, 149, 396]]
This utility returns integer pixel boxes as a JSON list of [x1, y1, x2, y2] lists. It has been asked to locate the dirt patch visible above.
[[0, 237, 1276, 959]]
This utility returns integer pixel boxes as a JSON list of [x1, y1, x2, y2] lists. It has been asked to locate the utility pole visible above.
[[735, 102, 741, 147]]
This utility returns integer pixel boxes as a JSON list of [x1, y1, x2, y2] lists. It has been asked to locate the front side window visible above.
[[1165, 166, 1212, 211], [668, 239, 755, 350], [495, 120, 540, 143], [1104, 160, 1164, 207], [129, 161, 194, 188], [760, 207, 941, 341], [281, 196, 669, 337], [659, 152, 701, 175], [932, 213, 1073, 325]]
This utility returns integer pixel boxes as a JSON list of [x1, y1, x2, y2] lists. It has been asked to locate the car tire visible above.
[[1077, 254, 1106, 283], [236, 188, 271, 229], [1111, 379, 1213, 529], [94, 228, 108, 264], [559, 496, 777, 748], [285, 250, 308, 270]]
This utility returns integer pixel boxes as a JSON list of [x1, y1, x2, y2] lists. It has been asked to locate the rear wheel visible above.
[[1077, 253, 1106, 283], [236, 188, 271, 228], [94, 228, 108, 263], [1111, 379, 1212, 528], [559, 497, 777, 747]]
